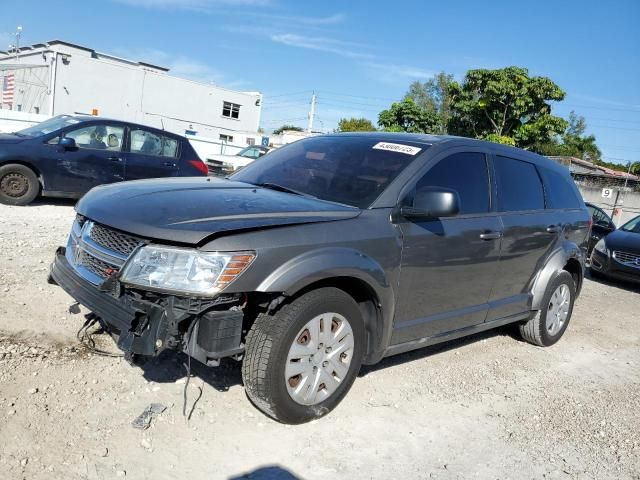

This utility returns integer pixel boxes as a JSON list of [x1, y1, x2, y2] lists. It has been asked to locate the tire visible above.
[[519, 270, 576, 347], [242, 287, 365, 424], [0, 164, 40, 206]]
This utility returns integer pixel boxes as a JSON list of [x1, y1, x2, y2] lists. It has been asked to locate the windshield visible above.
[[620, 215, 640, 233], [231, 136, 428, 208], [16, 115, 82, 137], [236, 146, 263, 159]]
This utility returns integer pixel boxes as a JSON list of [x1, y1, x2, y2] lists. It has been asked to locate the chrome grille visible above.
[[613, 250, 640, 268], [77, 250, 119, 278], [66, 218, 142, 285], [89, 223, 141, 257]]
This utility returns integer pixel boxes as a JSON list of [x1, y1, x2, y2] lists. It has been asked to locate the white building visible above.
[[0, 40, 264, 157]]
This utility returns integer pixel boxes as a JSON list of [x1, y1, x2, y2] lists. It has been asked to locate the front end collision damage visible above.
[[49, 246, 250, 366]]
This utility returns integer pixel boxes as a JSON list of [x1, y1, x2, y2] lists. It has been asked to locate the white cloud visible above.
[[270, 33, 374, 59], [255, 13, 345, 25], [364, 61, 434, 80]]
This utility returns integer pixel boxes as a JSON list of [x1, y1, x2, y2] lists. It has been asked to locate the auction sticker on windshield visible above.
[[372, 142, 422, 155]]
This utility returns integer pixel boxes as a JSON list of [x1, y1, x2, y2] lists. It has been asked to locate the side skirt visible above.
[[382, 311, 534, 358]]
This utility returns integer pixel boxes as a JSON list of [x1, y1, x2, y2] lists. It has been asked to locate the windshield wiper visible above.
[[252, 182, 317, 199]]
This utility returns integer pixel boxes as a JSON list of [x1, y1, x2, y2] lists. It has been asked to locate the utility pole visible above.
[[614, 161, 634, 226], [307, 91, 316, 133], [12, 26, 22, 62]]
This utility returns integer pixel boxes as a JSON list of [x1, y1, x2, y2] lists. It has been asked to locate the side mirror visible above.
[[401, 187, 460, 219], [59, 137, 77, 150]]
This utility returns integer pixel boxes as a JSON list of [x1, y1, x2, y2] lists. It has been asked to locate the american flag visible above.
[[2, 73, 15, 105]]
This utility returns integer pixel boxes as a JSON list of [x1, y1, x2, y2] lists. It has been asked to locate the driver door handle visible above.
[[479, 231, 502, 240], [108, 156, 123, 162], [546, 225, 560, 233]]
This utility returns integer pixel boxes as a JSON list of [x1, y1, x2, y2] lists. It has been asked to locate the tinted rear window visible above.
[[539, 167, 583, 209], [494, 156, 545, 212], [231, 137, 427, 208]]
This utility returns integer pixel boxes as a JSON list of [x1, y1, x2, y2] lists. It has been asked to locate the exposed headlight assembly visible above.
[[120, 245, 255, 296], [593, 238, 608, 255]]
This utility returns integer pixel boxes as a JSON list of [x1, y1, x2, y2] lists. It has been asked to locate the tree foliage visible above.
[[273, 124, 303, 135], [533, 111, 601, 161], [336, 117, 377, 132], [404, 72, 454, 133], [448, 66, 567, 149], [378, 98, 440, 133]]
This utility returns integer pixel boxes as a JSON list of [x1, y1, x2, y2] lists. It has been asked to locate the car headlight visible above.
[[120, 245, 255, 296], [593, 238, 608, 255]]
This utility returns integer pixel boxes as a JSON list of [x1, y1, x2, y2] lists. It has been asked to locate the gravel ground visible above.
[[0, 200, 639, 480]]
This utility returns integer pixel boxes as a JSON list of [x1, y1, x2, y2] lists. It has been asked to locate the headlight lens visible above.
[[120, 245, 254, 295], [594, 238, 608, 254]]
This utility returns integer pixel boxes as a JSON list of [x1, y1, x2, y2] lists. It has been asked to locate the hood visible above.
[[605, 229, 640, 254], [76, 177, 360, 245], [0, 132, 27, 144]]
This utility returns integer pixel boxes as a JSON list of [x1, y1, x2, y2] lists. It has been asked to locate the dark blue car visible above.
[[0, 115, 208, 205]]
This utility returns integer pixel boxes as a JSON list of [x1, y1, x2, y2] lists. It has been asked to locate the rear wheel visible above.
[[519, 270, 576, 347], [0, 164, 40, 206], [242, 287, 365, 424]]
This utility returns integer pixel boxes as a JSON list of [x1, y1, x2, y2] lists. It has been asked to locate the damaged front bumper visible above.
[[48, 247, 245, 365]]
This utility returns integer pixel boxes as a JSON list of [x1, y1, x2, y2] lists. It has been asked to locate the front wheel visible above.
[[0, 164, 40, 206], [242, 287, 365, 424], [519, 270, 576, 347]]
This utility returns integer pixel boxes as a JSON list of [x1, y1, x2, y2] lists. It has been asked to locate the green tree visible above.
[[448, 66, 567, 148], [378, 98, 440, 133], [336, 117, 377, 132], [533, 111, 601, 161], [404, 71, 454, 133], [273, 124, 303, 135]]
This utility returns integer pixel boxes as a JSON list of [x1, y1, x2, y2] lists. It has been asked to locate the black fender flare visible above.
[[529, 242, 584, 310], [256, 247, 395, 363]]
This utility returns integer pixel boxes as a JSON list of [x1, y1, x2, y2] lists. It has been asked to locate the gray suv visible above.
[[49, 133, 590, 423]]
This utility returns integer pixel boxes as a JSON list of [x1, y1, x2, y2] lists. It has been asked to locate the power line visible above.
[[586, 116, 640, 125], [261, 103, 310, 110], [589, 124, 640, 132], [317, 90, 399, 103], [556, 102, 640, 114], [261, 90, 312, 99]]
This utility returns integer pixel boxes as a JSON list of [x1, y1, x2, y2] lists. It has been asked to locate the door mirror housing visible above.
[[401, 187, 460, 219], [59, 137, 77, 150]]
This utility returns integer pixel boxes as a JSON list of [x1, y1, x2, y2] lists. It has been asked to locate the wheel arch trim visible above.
[[530, 243, 584, 310], [256, 247, 395, 363]]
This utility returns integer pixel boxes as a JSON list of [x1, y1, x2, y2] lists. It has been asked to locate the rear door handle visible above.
[[164, 161, 177, 167], [108, 156, 123, 162], [546, 225, 560, 233], [479, 231, 502, 240]]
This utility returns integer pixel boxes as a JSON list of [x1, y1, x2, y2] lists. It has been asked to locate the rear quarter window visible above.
[[539, 167, 583, 209]]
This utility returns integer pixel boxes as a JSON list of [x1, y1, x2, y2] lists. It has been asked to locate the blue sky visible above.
[[2, 0, 639, 165]]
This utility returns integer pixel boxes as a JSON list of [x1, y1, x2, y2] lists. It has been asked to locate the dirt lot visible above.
[[0, 200, 639, 480]]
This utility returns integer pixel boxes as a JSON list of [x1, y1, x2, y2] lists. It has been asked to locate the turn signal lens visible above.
[[214, 254, 255, 290]]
